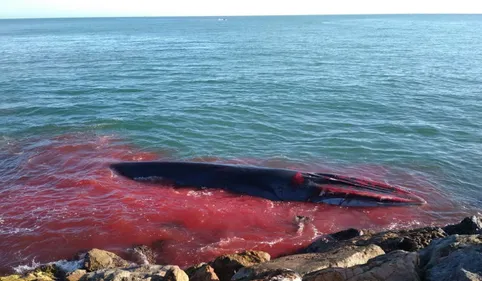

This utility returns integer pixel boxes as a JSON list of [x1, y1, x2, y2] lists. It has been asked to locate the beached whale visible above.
[[110, 161, 426, 207]]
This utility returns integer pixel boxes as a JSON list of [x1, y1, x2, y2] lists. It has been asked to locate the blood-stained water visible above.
[[0, 134, 476, 273]]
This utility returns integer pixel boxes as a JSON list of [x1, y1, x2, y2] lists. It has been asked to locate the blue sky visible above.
[[1, 0, 481, 19]]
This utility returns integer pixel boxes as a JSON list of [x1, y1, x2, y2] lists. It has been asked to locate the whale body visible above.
[[110, 161, 426, 207]]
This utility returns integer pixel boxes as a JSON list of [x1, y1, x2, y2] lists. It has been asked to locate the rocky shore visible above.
[[1, 215, 481, 281]]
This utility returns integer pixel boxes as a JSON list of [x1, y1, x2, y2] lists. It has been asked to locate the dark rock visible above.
[[305, 226, 446, 254], [420, 234, 482, 281], [83, 248, 130, 272], [303, 250, 420, 281], [232, 244, 384, 281], [184, 263, 208, 278], [329, 228, 364, 241], [209, 250, 270, 281], [443, 216, 482, 235], [250, 269, 301, 281], [34, 264, 63, 279]]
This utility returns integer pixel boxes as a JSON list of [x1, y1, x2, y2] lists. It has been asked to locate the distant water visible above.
[[0, 15, 481, 272]]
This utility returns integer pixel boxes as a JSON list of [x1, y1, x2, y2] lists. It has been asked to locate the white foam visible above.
[[0, 226, 38, 235], [13, 259, 41, 274], [12, 258, 84, 275], [54, 259, 84, 273]]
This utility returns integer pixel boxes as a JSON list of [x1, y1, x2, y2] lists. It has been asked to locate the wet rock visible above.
[[303, 250, 420, 281], [420, 234, 482, 281], [210, 250, 270, 281], [184, 263, 208, 278], [232, 244, 384, 281], [81, 265, 188, 281], [66, 270, 87, 281], [329, 228, 364, 241], [127, 245, 157, 265], [189, 264, 219, 281], [83, 248, 130, 272], [443, 216, 482, 235], [34, 264, 61, 277], [305, 226, 446, 254]]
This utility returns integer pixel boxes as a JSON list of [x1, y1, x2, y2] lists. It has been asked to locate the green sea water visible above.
[[0, 15, 481, 208]]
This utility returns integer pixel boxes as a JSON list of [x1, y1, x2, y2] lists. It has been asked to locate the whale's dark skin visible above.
[[110, 161, 426, 207]]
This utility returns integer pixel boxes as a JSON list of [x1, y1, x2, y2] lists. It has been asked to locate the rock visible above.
[[250, 269, 301, 281], [329, 228, 364, 241], [189, 264, 220, 281], [420, 234, 482, 281], [232, 244, 384, 281], [210, 250, 270, 281], [127, 245, 157, 265], [83, 248, 130, 271], [0, 271, 55, 281], [443, 216, 482, 235], [81, 265, 188, 281], [34, 264, 61, 277], [0, 275, 23, 281], [165, 266, 189, 281], [303, 250, 420, 281], [0, 264, 61, 281], [305, 226, 446, 254], [66, 269, 87, 281], [185, 263, 208, 278]]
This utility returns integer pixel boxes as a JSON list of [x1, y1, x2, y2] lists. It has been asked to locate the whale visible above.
[[110, 161, 426, 207]]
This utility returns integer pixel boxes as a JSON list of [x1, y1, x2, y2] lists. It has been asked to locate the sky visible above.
[[0, 0, 481, 19]]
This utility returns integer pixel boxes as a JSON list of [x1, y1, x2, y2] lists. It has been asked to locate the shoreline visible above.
[[2, 215, 481, 281]]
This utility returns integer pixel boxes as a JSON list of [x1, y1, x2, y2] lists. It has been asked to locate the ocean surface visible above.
[[0, 15, 481, 272]]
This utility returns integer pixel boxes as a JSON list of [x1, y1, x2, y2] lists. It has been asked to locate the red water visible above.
[[0, 133, 477, 273]]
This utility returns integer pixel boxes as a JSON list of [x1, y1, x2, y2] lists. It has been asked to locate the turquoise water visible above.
[[1, 15, 481, 209]]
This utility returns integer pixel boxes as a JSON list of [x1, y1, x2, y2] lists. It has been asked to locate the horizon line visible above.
[[1, 12, 481, 20]]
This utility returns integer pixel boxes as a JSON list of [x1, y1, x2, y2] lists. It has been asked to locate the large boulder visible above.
[[443, 216, 482, 235], [81, 265, 188, 281], [419, 234, 482, 281], [209, 250, 270, 281], [83, 249, 130, 271], [305, 226, 446, 254], [303, 250, 420, 281], [232, 244, 384, 281]]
